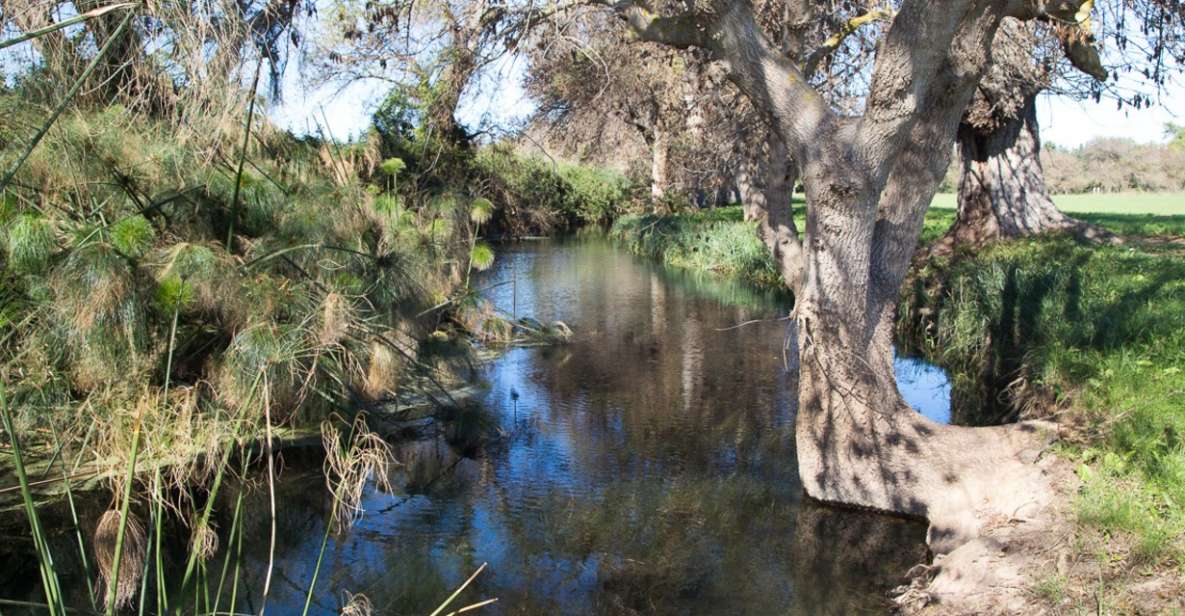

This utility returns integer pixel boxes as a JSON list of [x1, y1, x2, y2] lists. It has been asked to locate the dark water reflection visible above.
[[228, 240, 942, 615]]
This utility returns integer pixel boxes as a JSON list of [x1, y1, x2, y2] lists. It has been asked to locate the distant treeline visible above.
[[941, 133, 1185, 194], [1043, 137, 1185, 194]]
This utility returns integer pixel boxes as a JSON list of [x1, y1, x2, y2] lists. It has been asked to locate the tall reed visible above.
[[0, 384, 67, 616]]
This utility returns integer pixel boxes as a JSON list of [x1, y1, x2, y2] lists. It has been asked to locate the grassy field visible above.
[[613, 198, 1185, 282], [928, 193, 1185, 239], [931, 191, 1185, 215]]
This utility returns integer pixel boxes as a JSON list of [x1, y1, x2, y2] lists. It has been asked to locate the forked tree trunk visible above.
[[704, 6, 1055, 553], [793, 172, 1057, 553], [943, 95, 1116, 248], [616, 0, 1070, 556]]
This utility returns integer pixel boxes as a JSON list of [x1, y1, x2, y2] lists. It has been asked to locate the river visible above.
[[2, 240, 952, 615]]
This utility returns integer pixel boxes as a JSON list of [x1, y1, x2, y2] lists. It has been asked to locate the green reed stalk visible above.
[[258, 374, 278, 616], [428, 563, 488, 616], [211, 479, 246, 616], [175, 444, 234, 608], [227, 499, 246, 615], [135, 509, 153, 616], [299, 524, 333, 616], [300, 417, 360, 616], [151, 468, 168, 615], [0, 385, 67, 616], [163, 302, 180, 395], [226, 59, 264, 250], [50, 425, 97, 611], [105, 415, 143, 616], [0, 10, 136, 195]]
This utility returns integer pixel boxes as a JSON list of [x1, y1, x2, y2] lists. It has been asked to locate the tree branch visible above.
[[596, 1, 709, 49], [1014, 0, 1107, 80], [803, 7, 896, 78]]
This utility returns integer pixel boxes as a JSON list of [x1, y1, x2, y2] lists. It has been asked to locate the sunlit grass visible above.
[[931, 192, 1185, 237], [930, 191, 1185, 215], [905, 238, 1185, 566]]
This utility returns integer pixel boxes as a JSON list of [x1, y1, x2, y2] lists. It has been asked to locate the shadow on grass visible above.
[[900, 240, 1185, 426], [1075, 212, 1185, 238]]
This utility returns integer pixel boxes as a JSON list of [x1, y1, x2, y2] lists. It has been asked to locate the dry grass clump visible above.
[[321, 414, 395, 531], [319, 292, 354, 347], [51, 244, 150, 390], [340, 591, 374, 616], [93, 508, 147, 610], [190, 517, 220, 563], [152, 241, 249, 325], [455, 299, 515, 345], [362, 337, 404, 401], [218, 323, 308, 417]]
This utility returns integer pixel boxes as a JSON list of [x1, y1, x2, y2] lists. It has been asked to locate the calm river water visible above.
[[233, 240, 946, 615], [1, 240, 951, 615]]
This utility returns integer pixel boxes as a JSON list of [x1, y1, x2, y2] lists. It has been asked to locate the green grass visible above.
[[931, 192, 1185, 238], [930, 191, 1185, 215], [904, 238, 1185, 566], [608, 208, 789, 289]]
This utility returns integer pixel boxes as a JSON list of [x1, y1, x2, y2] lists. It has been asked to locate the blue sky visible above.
[[270, 55, 1185, 149], [1037, 81, 1185, 148]]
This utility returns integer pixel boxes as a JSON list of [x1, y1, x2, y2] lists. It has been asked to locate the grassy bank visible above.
[[904, 240, 1185, 567], [610, 202, 1185, 594], [0, 88, 627, 612], [607, 204, 801, 289], [0, 95, 629, 466]]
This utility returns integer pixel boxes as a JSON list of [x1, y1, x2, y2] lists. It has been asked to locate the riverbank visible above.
[[0, 93, 631, 613], [0, 95, 629, 474], [608, 204, 1185, 613]]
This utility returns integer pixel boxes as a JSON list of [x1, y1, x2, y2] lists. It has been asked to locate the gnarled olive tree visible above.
[[598, 0, 1108, 551]]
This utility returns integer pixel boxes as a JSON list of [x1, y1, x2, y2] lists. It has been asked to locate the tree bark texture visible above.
[[945, 95, 1117, 247], [736, 134, 805, 296], [649, 129, 671, 201]]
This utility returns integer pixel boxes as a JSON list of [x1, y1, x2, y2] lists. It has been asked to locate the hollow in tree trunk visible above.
[[942, 94, 1116, 249]]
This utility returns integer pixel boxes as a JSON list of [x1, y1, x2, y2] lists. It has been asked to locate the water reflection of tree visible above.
[[510, 259, 796, 483], [223, 242, 928, 615]]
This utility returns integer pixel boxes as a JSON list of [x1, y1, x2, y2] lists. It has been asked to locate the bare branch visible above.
[[803, 7, 896, 78]]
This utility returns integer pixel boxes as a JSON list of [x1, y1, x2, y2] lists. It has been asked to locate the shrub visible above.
[[472, 145, 635, 236]]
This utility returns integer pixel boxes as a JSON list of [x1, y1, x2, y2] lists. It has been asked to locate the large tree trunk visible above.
[[427, 57, 475, 146], [943, 94, 1116, 247], [615, 0, 1078, 556], [793, 163, 1057, 553]]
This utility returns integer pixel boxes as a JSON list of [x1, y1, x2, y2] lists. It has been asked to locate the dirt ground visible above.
[[894, 452, 1184, 615]]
